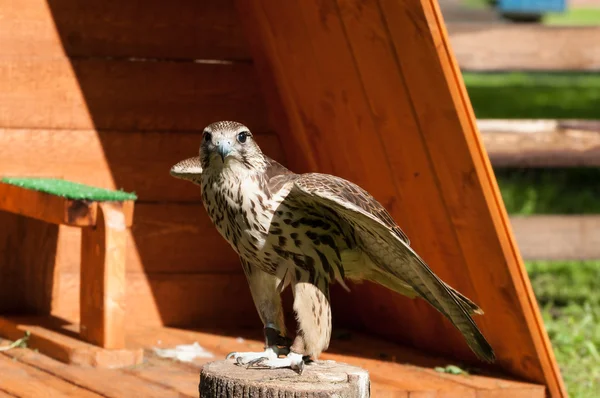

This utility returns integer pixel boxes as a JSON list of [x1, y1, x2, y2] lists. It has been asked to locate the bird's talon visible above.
[[247, 357, 268, 368]]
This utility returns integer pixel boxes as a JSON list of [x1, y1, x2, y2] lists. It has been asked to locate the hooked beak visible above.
[[217, 143, 232, 162]]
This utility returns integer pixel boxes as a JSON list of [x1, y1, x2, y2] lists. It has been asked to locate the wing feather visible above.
[[289, 173, 495, 362]]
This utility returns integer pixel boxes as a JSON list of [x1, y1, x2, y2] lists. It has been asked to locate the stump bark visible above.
[[199, 359, 370, 397]]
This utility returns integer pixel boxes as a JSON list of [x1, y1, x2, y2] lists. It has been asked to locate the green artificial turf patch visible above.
[[1, 177, 137, 201]]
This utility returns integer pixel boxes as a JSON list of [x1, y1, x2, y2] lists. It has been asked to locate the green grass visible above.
[[526, 261, 600, 397], [463, 72, 600, 119], [495, 170, 600, 397], [496, 168, 600, 215], [544, 8, 600, 26]]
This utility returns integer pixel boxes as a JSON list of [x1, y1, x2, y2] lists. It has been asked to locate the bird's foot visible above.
[[226, 346, 283, 365], [245, 352, 306, 374]]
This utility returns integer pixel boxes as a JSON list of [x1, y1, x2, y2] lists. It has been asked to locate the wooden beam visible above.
[[0, 0, 250, 60], [479, 119, 600, 167], [447, 24, 600, 71], [1, 348, 174, 398], [0, 128, 285, 202], [0, 316, 143, 368], [510, 215, 600, 261], [80, 202, 128, 349], [236, 0, 566, 396], [0, 182, 97, 227], [0, 353, 104, 397], [0, 58, 268, 131]]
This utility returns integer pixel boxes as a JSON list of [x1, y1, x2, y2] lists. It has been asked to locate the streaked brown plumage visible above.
[[171, 121, 495, 373]]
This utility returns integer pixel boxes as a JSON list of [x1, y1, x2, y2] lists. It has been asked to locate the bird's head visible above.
[[170, 121, 267, 184]]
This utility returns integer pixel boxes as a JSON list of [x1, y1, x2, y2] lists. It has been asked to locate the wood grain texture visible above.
[[0, 0, 250, 60], [0, 58, 268, 131], [511, 215, 600, 261], [0, 183, 97, 227], [200, 360, 370, 398], [1, 348, 176, 398], [447, 24, 600, 71], [80, 203, 128, 349], [0, 129, 284, 202], [51, 272, 260, 329], [0, 353, 103, 397], [236, 0, 565, 396], [481, 127, 600, 167], [129, 326, 545, 398], [17, 203, 239, 275], [0, 317, 143, 368], [0, 326, 545, 398]]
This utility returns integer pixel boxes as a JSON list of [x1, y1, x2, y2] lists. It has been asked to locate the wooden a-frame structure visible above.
[[237, 0, 566, 396]]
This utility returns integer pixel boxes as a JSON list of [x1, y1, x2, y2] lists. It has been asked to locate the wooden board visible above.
[[0, 59, 268, 132], [447, 24, 600, 71], [0, 353, 103, 397], [236, 0, 566, 396], [0, 0, 250, 60], [479, 120, 600, 167], [50, 273, 259, 329], [0, 183, 98, 227], [1, 348, 180, 398], [0, 203, 239, 275], [0, 325, 545, 398], [128, 326, 546, 397], [0, 316, 143, 368], [511, 215, 600, 261], [0, 129, 285, 202]]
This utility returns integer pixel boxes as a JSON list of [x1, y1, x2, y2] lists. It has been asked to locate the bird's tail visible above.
[[368, 265, 495, 363], [369, 269, 484, 316]]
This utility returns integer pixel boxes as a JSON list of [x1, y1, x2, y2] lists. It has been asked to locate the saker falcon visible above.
[[170, 121, 495, 373]]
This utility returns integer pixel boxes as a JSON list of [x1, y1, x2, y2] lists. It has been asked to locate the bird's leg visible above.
[[227, 260, 290, 365], [246, 278, 332, 374]]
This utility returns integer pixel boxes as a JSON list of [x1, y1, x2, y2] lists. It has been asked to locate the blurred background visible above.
[[440, 0, 599, 396]]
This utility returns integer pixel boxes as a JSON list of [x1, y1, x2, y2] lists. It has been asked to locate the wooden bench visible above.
[[0, 177, 143, 367]]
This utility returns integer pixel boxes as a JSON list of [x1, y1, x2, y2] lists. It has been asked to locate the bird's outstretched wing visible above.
[[288, 172, 495, 363]]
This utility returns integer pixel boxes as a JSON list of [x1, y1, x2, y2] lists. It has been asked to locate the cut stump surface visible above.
[[199, 359, 370, 397]]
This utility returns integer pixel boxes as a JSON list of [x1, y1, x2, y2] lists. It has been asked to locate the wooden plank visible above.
[[0, 0, 250, 60], [381, 1, 566, 396], [236, 0, 566, 396], [80, 203, 128, 349], [128, 326, 544, 397], [0, 183, 97, 227], [123, 355, 202, 398], [2, 348, 178, 398], [0, 353, 103, 397], [511, 215, 600, 260], [479, 120, 600, 167], [8, 203, 239, 275], [50, 273, 260, 329], [0, 316, 143, 368], [0, 129, 284, 202], [447, 24, 600, 71], [0, 58, 268, 131]]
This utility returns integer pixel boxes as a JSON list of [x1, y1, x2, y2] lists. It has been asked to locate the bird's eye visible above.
[[237, 131, 250, 144], [203, 132, 212, 142]]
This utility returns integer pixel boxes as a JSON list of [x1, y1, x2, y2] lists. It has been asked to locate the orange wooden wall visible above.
[[0, 0, 275, 329]]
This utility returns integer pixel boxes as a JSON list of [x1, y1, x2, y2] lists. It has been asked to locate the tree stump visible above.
[[199, 359, 370, 397]]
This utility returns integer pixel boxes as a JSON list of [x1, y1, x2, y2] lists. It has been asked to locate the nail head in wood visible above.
[[199, 359, 370, 397]]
